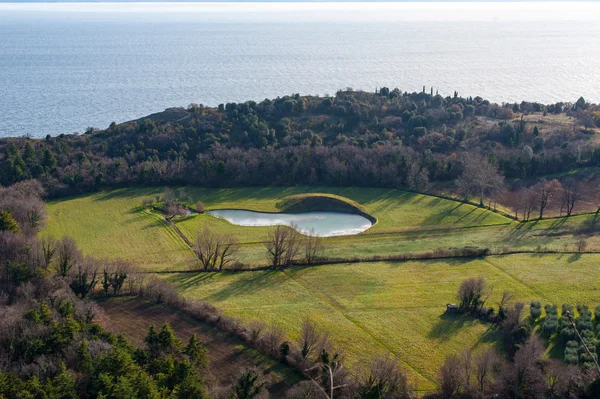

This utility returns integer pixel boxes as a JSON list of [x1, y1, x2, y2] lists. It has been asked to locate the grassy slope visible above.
[[165, 253, 600, 390], [98, 297, 300, 393], [46, 186, 511, 270], [45, 188, 195, 271]]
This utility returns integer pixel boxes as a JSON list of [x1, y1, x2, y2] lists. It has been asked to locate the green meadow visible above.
[[44, 186, 600, 390], [164, 254, 600, 390]]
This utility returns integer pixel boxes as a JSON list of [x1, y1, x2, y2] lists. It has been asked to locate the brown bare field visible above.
[[97, 297, 301, 395]]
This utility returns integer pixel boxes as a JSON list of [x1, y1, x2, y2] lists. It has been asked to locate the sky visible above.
[[1, 2, 597, 23]]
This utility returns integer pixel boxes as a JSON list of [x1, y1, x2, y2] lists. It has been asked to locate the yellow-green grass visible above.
[[46, 186, 512, 271], [165, 253, 600, 390], [45, 188, 195, 271], [177, 214, 599, 268], [181, 186, 511, 235]]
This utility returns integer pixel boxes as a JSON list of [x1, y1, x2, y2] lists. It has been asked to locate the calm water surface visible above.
[[1, 2, 600, 137], [208, 209, 373, 237]]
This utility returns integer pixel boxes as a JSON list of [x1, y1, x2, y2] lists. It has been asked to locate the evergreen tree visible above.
[[0, 209, 20, 234], [185, 334, 208, 372], [232, 369, 265, 399]]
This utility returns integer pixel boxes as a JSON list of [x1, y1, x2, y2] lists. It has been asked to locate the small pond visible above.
[[207, 210, 373, 237]]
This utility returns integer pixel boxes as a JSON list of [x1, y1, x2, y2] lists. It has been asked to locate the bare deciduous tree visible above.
[[304, 229, 324, 264], [438, 353, 464, 399], [359, 355, 413, 399], [561, 178, 582, 216], [40, 236, 57, 269], [517, 187, 537, 221], [473, 347, 501, 393], [457, 277, 488, 314], [56, 236, 81, 277], [194, 228, 239, 271], [265, 225, 301, 269], [535, 178, 561, 219], [299, 318, 321, 359], [456, 153, 505, 206], [164, 203, 188, 220]]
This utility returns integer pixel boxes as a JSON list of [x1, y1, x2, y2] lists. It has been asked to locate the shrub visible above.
[[542, 305, 558, 337], [530, 301, 542, 320], [564, 341, 579, 365]]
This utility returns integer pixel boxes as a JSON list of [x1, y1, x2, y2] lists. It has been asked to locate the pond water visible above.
[[208, 210, 372, 237]]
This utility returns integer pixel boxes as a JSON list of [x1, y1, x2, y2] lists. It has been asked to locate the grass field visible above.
[[165, 253, 600, 390], [45, 188, 195, 271], [44, 186, 600, 391], [45, 186, 514, 270]]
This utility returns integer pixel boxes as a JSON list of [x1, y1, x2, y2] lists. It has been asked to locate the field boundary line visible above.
[[146, 250, 600, 274], [480, 258, 547, 300]]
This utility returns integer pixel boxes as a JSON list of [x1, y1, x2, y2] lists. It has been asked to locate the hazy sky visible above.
[[1, 2, 598, 23]]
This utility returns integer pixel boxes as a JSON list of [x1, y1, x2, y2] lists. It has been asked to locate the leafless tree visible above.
[[265, 225, 301, 269], [438, 353, 464, 399], [247, 320, 267, 343], [473, 347, 502, 393], [56, 236, 81, 277], [455, 153, 505, 206], [39, 236, 57, 269], [517, 187, 537, 221], [499, 336, 547, 398], [561, 178, 582, 216], [164, 203, 188, 221], [359, 354, 413, 399], [0, 180, 47, 236], [257, 324, 285, 358], [535, 178, 561, 219], [299, 318, 322, 359], [194, 228, 238, 271], [304, 229, 324, 264], [196, 200, 206, 214], [457, 277, 488, 313]]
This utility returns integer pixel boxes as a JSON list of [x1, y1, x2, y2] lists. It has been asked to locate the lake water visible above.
[[1, 2, 600, 138], [208, 209, 373, 237]]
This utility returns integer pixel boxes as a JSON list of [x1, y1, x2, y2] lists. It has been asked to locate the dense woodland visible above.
[[1, 89, 599, 209]]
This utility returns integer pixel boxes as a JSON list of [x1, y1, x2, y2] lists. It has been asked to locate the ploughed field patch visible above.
[[97, 296, 300, 394]]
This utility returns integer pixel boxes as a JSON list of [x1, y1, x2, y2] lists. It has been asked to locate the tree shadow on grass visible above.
[[427, 312, 482, 342], [165, 272, 218, 291], [167, 270, 285, 302], [92, 187, 162, 202]]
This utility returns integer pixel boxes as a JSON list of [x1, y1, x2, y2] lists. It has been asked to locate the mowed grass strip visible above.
[[45, 188, 195, 271], [165, 254, 600, 390]]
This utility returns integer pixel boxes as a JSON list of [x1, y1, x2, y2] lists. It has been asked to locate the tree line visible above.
[[1, 90, 599, 207]]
